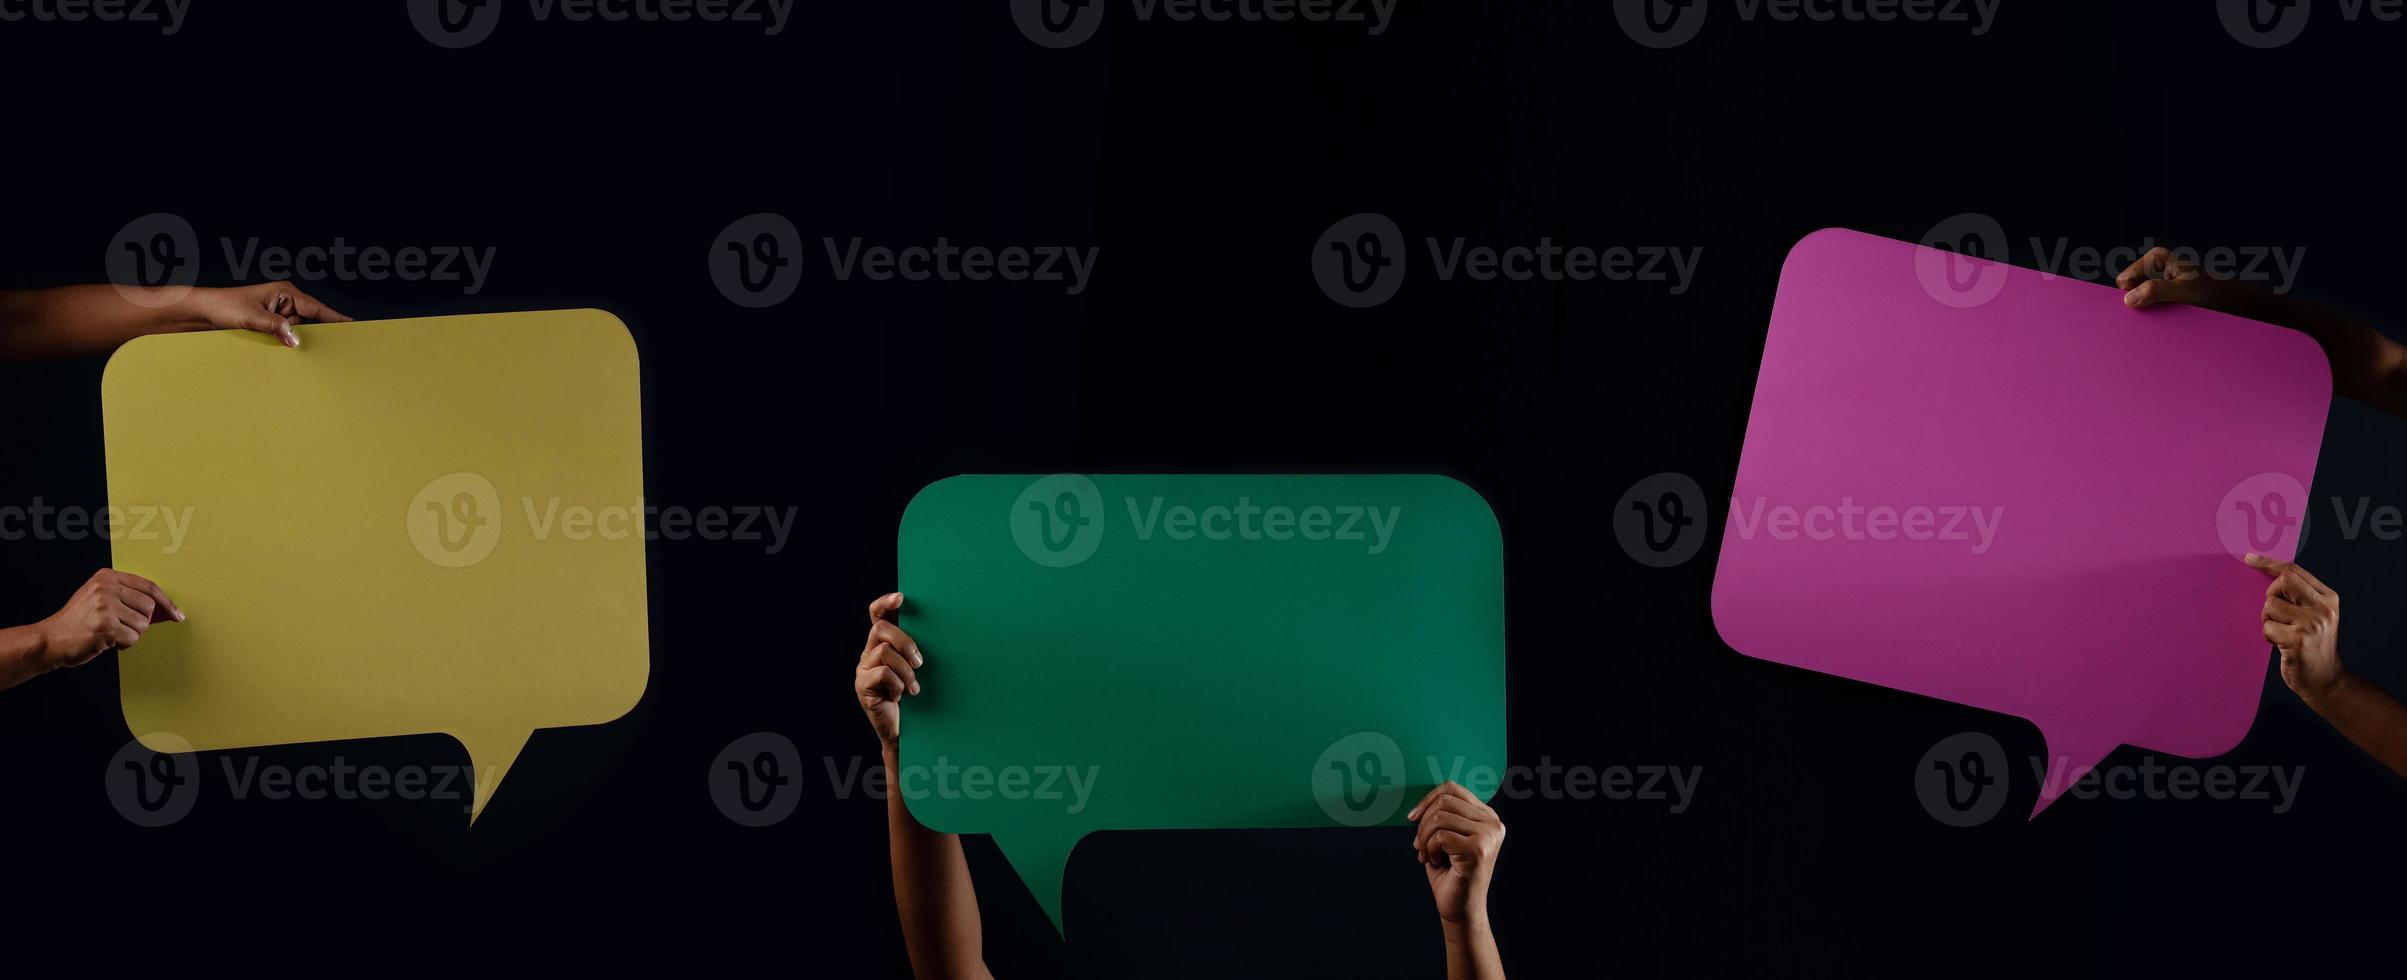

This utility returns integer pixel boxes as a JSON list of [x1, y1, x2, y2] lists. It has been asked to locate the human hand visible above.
[[855, 592, 924, 748], [1411, 781, 1506, 927], [2116, 246, 2256, 312], [34, 569, 183, 670], [177, 282, 352, 348], [2248, 553, 2344, 704]]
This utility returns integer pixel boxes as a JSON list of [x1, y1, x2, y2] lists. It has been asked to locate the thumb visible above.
[[235, 310, 301, 348], [2123, 277, 2200, 309], [2244, 552, 2287, 575]]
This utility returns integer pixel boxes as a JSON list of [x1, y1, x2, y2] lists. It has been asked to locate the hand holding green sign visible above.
[[892, 474, 1508, 933]]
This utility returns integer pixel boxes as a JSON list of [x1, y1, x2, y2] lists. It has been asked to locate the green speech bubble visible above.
[[897, 474, 1507, 934]]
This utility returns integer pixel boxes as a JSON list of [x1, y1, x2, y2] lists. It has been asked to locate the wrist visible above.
[[2301, 670, 2357, 713], [2, 622, 56, 675]]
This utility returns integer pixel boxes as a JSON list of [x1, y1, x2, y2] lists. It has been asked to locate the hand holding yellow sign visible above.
[[102, 310, 650, 822]]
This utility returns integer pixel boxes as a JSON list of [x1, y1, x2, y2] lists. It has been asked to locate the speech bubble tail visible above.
[[2030, 727, 2118, 820], [456, 729, 532, 825], [991, 828, 1082, 937]]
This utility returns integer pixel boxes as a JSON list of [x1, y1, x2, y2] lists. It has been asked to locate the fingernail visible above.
[[911, 649, 925, 667], [173, 610, 186, 622], [908, 682, 921, 695]]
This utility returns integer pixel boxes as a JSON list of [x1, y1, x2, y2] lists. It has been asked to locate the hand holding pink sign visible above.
[[1712, 228, 2330, 816]]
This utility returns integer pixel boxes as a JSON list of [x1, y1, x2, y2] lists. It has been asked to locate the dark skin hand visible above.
[[1412, 781, 1509, 980], [0, 282, 335, 692], [2118, 246, 2407, 417], [854, 593, 1509, 977], [856, 592, 993, 980], [0, 281, 351, 358], [2247, 554, 2407, 778], [0, 569, 183, 694], [2120, 245, 2407, 778]]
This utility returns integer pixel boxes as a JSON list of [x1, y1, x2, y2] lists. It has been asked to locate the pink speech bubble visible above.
[[1712, 228, 2330, 816]]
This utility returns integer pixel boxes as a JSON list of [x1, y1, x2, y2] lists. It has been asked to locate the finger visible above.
[[2245, 552, 2292, 577], [2124, 277, 2199, 309], [1425, 829, 1477, 862], [1417, 795, 1500, 833], [867, 621, 923, 668], [857, 663, 906, 704], [279, 286, 352, 323], [2115, 247, 2174, 290], [109, 571, 183, 622], [115, 586, 158, 622], [1408, 780, 1488, 820], [1413, 810, 1482, 857], [1419, 823, 1480, 867], [868, 592, 904, 625], [2279, 561, 2334, 597], [107, 620, 143, 651], [863, 642, 920, 696], [2264, 620, 2302, 650], [110, 596, 155, 634], [228, 303, 301, 347], [2263, 569, 2330, 609], [2263, 596, 2302, 625]]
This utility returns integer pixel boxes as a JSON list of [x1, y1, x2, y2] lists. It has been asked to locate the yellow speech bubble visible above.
[[101, 310, 649, 822]]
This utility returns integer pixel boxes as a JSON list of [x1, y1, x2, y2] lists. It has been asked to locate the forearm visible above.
[[2306, 671, 2407, 779], [0, 624, 54, 694], [2214, 290, 2407, 417], [0, 286, 209, 360], [1442, 912, 1506, 980], [885, 747, 991, 980]]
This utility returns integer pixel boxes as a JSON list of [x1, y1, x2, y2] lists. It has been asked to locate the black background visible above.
[[4, 1, 2404, 976]]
